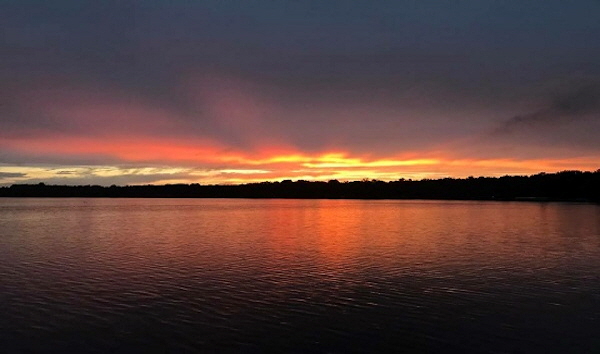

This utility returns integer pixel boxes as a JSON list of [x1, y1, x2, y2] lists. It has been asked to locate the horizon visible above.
[[2, 1, 600, 185], [3, 169, 598, 188]]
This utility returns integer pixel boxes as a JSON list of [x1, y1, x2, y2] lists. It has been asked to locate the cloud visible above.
[[494, 83, 600, 135], [2, 150, 599, 186], [2, 1, 600, 183], [0, 172, 26, 179]]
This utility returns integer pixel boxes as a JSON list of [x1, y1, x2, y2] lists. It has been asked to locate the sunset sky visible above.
[[2, 1, 600, 185]]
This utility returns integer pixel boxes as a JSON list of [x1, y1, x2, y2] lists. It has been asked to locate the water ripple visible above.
[[1, 198, 600, 352]]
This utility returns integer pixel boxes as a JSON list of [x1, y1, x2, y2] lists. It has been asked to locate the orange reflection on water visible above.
[[313, 201, 366, 265]]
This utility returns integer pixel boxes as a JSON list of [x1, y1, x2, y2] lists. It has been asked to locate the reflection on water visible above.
[[1, 198, 599, 352]]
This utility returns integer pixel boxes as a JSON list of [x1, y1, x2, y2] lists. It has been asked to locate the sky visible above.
[[2, 0, 600, 185]]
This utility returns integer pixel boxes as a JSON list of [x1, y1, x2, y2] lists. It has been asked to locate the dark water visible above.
[[1, 198, 599, 353]]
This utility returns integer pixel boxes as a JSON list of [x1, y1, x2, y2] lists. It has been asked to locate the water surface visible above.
[[1, 198, 599, 352]]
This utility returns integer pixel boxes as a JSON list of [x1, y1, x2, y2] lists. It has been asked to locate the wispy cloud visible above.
[[0, 172, 26, 179], [494, 83, 600, 135]]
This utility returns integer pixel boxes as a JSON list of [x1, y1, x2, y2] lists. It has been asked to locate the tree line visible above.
[[1, 170, 599, 202]]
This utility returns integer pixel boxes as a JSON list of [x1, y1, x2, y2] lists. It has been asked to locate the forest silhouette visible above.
[[1, 170, 599, 202]]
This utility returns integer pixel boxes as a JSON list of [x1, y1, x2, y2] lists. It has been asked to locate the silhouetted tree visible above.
[[1, 170, 599, 202]]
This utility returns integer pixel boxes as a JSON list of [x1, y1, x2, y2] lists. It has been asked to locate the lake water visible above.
[[1, 198, 599, 353]]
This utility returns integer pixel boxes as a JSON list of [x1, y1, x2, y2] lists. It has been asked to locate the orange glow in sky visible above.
[[1, 133, 598, 185], [2, 2, 599, 186]]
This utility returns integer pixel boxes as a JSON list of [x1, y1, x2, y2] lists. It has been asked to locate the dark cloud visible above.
[[494, 83, 600, 135], [0, 172, 27, 179]]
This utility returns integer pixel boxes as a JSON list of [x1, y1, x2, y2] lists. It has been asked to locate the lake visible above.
[[1, 198, 599, 353]]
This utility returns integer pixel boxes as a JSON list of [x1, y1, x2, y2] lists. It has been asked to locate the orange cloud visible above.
[[2, 133, 598, 185]]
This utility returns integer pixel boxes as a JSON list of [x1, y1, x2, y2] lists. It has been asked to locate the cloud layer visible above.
[[2, 1, 600, 184]]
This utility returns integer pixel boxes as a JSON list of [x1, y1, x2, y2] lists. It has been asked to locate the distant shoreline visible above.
[[0, 196, 596, 204], [1, 170, 599, 202]]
